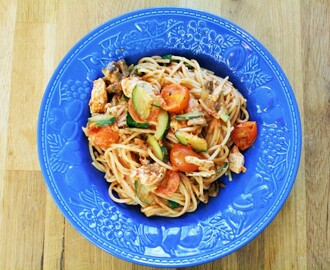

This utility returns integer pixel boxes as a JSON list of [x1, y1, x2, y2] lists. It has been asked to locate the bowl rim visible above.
[[37, 6, 302, 267]]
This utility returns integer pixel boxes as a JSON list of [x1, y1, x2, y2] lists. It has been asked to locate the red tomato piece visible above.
[[169, 143, 200, 172], [155, 170, 180, 197], [87, 123, 119, 149], [161, 84, 190, 113], [231, 121, 258, 151]]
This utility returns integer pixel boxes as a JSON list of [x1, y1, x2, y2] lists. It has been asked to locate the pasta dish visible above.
[[83, 55, 257, 217]]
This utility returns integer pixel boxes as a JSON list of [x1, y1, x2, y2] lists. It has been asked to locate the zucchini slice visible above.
[[161, 145, 169, 162], [132, 84, 152, 120], [134, 180, 153, 205], [154, 109, 170, 140], [126, 112, 149, 128], [88, 114, 116, 127], [147, 134, 164, 160], [175, 112, 204, 121], [218, 107, 229, 122], [175, 130, 208, 152]]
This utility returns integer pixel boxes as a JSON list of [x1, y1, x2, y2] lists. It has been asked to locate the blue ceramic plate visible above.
[[38, 7, 302, 267]]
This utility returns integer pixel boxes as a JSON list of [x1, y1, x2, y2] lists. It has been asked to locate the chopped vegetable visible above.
[[147, 134, 164, 161], [168, 200, 179, 209], [161, 54, 194, 69], [126, 112, 148, 128], [161, 54, 173, 60], [154, 109, 170, 140], [102, 59, 129, 83], [231, 121, 258, 150], [155, 170, 180, 197], [134, 180, 153, 205], [170, 144, 200, 172], [216, 162, 228, 174], [127, 98, 147, 123], [217, 107, 229, 122], [132, 84, 152, 119], [161, 145, 169, 162], [161, 84, 190, 113], [175, 130, 208, 152], [175, 111, 204, 121], [88, 114, 116, 127], [86, 123, 119, 149]]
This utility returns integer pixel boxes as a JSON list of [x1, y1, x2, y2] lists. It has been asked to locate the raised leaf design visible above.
[[122, 20, 170, 50], [47, 134, 68, 173], [71, 186, 144, 254]]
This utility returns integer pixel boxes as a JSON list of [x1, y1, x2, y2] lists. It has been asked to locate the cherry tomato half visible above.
[[231, 121, 258, 151], [87, 123, 119, 149], [170, 143, 200, 172], [155, 170, 180, 197], [161, 84, 190, 113]]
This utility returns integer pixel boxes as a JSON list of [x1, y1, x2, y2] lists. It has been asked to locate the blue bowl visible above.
[[37, 7, 302, 267]]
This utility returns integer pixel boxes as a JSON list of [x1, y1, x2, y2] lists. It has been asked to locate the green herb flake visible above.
[[216, 162, 228, 173], [168, 200, 179, 209], [161, 54, 173, 60]]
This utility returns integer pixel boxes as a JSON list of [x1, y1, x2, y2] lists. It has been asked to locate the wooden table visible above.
[[0, 1, 329, 269]]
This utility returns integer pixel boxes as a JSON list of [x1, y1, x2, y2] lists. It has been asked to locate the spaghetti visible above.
[[83, 55, 257, 217]]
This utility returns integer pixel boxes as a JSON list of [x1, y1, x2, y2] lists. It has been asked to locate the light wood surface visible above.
[[0, 1, 329, 269]]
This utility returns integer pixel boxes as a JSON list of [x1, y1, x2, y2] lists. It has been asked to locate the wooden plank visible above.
[[246, 1, 307, 270], [0, 0, 17, 232], [301, 0, 330, 269], [6, 22, 48, 171], [6, 0, 58, 172], [16, 0, 57, 23], [42, 193, 66, 270], [0, 170, 46, 269]]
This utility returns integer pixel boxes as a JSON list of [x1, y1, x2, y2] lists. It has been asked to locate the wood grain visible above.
[[301, 0, 330, 269], [0, 0, 329, 269]]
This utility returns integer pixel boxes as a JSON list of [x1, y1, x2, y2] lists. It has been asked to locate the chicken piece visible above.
[[228, 145, 246, 174], [106, 83, 122, 94], [185, 156, 214, 171], [187, 117, 207, 126], [105, 104, 123, 116], [89, 78, 108, 113], [121, 76, 140, 98], [130, 163, 166, 190], [185, 156, 215, 177]]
